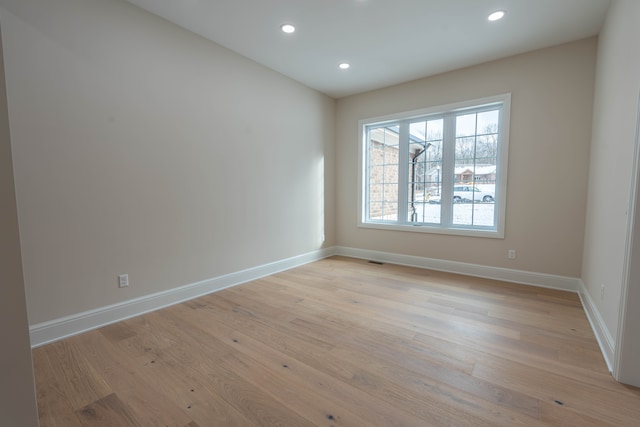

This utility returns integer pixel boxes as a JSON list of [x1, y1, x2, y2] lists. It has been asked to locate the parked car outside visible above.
[[427, 184, 495, 204], [453, 185, 494, 202]]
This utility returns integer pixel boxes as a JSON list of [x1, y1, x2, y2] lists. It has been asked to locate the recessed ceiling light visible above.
[[280, 24, 295, 34], [488, 10, 506, 21], [339, 63, 350, 70]]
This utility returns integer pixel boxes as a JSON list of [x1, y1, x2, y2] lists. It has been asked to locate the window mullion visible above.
[[397, 120, 410, 224], [440, 113, 455, 227], [493, 105, 504, 227]]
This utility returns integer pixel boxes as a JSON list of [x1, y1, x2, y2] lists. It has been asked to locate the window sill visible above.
[[358, 221, 504, 239]]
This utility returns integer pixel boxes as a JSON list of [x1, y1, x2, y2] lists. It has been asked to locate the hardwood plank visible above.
[[472, 355, 640, 426], [75, 330, 196, 427], [123, 311, 259, 426], [76, 393, 140, 427], [32, 256, 640, 426], [188, 291, 513, 426], [167, 302, 429, 427], [221, 353, 363, 427], [34, 340, 112, 411], [538, 399, 615, 427], [32, 348, 84, 427], [268, 274, 561, 364]]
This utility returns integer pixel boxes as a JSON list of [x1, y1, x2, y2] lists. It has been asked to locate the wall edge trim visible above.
[[31, 245, 603, 367], [334, 246, 581, 291], [577, 279, 616, 373], [29, 247, 334, 347]]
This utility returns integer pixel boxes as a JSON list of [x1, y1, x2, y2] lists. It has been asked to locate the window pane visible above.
[[384, 163, 398, 184], [474, 202, 495, 227], [452, 109, 499, 228], [369, 141, 385, 165], [409, 200, 441, 224], [455, 136, 476, 163], [476, 135, 498, 167], [452, 202, 473, 226], [477, 110, 499, 135], [456, 113, 476, 137], [408, 118, 442, 224], [367, 125, 399, 222], [381, 201, 398, 221], [369, 166, 384, 184], [409, 121, 426, 141], [369, 201, 381, 217], [426, 119, 444, 142]]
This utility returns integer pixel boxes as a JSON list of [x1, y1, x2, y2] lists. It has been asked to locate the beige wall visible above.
[[0, 0, 335, 325], [0, 25, 39, 426], [3, 0, 636, 409], [582, 0, 640, 380], [336, 38, 597, 278]]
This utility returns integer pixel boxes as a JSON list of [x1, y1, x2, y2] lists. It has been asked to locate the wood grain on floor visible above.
[[32, 256, 640, 426]]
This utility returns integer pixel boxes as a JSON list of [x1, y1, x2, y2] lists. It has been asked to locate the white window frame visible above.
[[358, 94, 511, 239]]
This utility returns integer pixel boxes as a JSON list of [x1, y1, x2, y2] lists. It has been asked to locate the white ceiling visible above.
[[124, 0, 611, 98]]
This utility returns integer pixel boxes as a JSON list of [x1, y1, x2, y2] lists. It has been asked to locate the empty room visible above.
[[2, 0, 640, 425]]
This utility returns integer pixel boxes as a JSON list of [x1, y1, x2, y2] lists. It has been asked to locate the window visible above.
[[359, 94, 510, 238]]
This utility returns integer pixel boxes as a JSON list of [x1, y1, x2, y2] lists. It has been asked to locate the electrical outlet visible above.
[[508, 249, 516, 259], [118, 274, 129, 288]]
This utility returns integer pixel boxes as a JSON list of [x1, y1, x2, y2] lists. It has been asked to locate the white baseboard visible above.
[[29, 247, 334, 348], [30, 245, 602, 360], [334, 246, 581, 292], [577, 279, 616, 372], [335, 246, 619, 371]]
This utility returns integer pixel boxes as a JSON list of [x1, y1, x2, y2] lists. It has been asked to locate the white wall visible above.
[[0, 25, 39, 426], [582, 0, 640, 384], [0, 0, 335, 325], [336, 39, 597, 278]]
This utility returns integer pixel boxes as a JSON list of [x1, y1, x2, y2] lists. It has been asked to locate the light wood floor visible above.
[[33, 256, 640, 426]]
